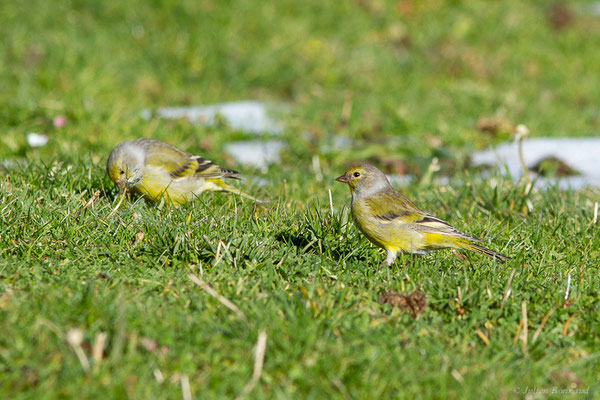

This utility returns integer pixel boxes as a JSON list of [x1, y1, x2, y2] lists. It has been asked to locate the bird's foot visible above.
[[380, 261, 409, 269]]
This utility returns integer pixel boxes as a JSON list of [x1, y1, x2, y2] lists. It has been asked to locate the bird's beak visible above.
[[116, 180, 129, 198], [335, 174, 349, 184]]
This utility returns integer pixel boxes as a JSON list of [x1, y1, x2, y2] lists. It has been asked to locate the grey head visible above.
[[335, 163, 392, 200], [106, 140, 146, 188]]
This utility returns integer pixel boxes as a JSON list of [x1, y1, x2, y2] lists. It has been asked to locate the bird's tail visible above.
[[461, 241, 510, 263], [206, 179, 266, 203]]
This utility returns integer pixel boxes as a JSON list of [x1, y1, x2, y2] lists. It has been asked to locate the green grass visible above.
[[1, 0, 600, 398]]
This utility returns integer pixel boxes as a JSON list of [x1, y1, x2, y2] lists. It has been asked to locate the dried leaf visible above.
[[379, 290, 426, 318]]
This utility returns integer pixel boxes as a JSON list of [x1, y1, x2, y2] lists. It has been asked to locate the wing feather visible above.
[[415, 214, 484, 242], [138, 139, 239, 180], [366, 190, 425, 223], [365, 188, 484, 243]]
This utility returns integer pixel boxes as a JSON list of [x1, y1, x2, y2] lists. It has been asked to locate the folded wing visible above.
[[141, 139, 239, 180]]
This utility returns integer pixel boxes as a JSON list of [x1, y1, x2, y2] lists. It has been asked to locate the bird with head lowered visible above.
[[107, 139, 263, 206]]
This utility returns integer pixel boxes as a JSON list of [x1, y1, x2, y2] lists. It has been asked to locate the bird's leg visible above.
[[385, 250, 397, 267]]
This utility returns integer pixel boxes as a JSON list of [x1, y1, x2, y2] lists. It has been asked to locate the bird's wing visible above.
[[413, 213, 483, 242], [365, 190, 427, 224], [141, 139, 239, 180], [366, 190, 483, 242]]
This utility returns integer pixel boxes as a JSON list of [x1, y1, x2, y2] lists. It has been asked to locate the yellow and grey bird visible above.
[[106, 138, 262, 205], [335, 164, 509, 266]]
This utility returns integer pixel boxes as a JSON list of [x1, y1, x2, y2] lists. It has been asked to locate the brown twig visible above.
[[562, 314, 576, 336], [188, 274, 246, 320], [532, 306, 557, 343], [475, 329, 490, 346], [236, 330, 267, 400], [512, 321, 523, 345], [500, 269, 516, 309], [181, 375, 192, 400], [92, 331, 107, 364], [520, 301, 528, 354], [107, 189, 127, 219], [66, 328, 90, 372], [76, 190, 100, 218]]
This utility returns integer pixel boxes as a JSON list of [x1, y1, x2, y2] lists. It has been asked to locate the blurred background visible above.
[[1, 0, 599, 195]]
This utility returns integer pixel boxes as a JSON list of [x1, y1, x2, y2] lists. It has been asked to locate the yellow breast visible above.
[[351, 200, 427, 253]]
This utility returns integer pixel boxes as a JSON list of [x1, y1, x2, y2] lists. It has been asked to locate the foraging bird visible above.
[[106, 139, 262, 205], [335, 164, 509, 266]]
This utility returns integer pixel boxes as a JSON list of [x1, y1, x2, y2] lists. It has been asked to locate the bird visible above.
[[335, 164, 509, 266], [106, 138, 263, 205]]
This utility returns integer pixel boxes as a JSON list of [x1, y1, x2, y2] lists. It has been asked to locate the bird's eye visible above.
[[119, 170, 125, 175], [353, 172, 361, 178]]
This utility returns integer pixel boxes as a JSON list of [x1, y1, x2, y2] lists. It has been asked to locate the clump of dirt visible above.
[[530, 156, 580, 177], [547, 4, 573, 31], [476, 115, 513, 136], [379, 290, 427, 318]]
